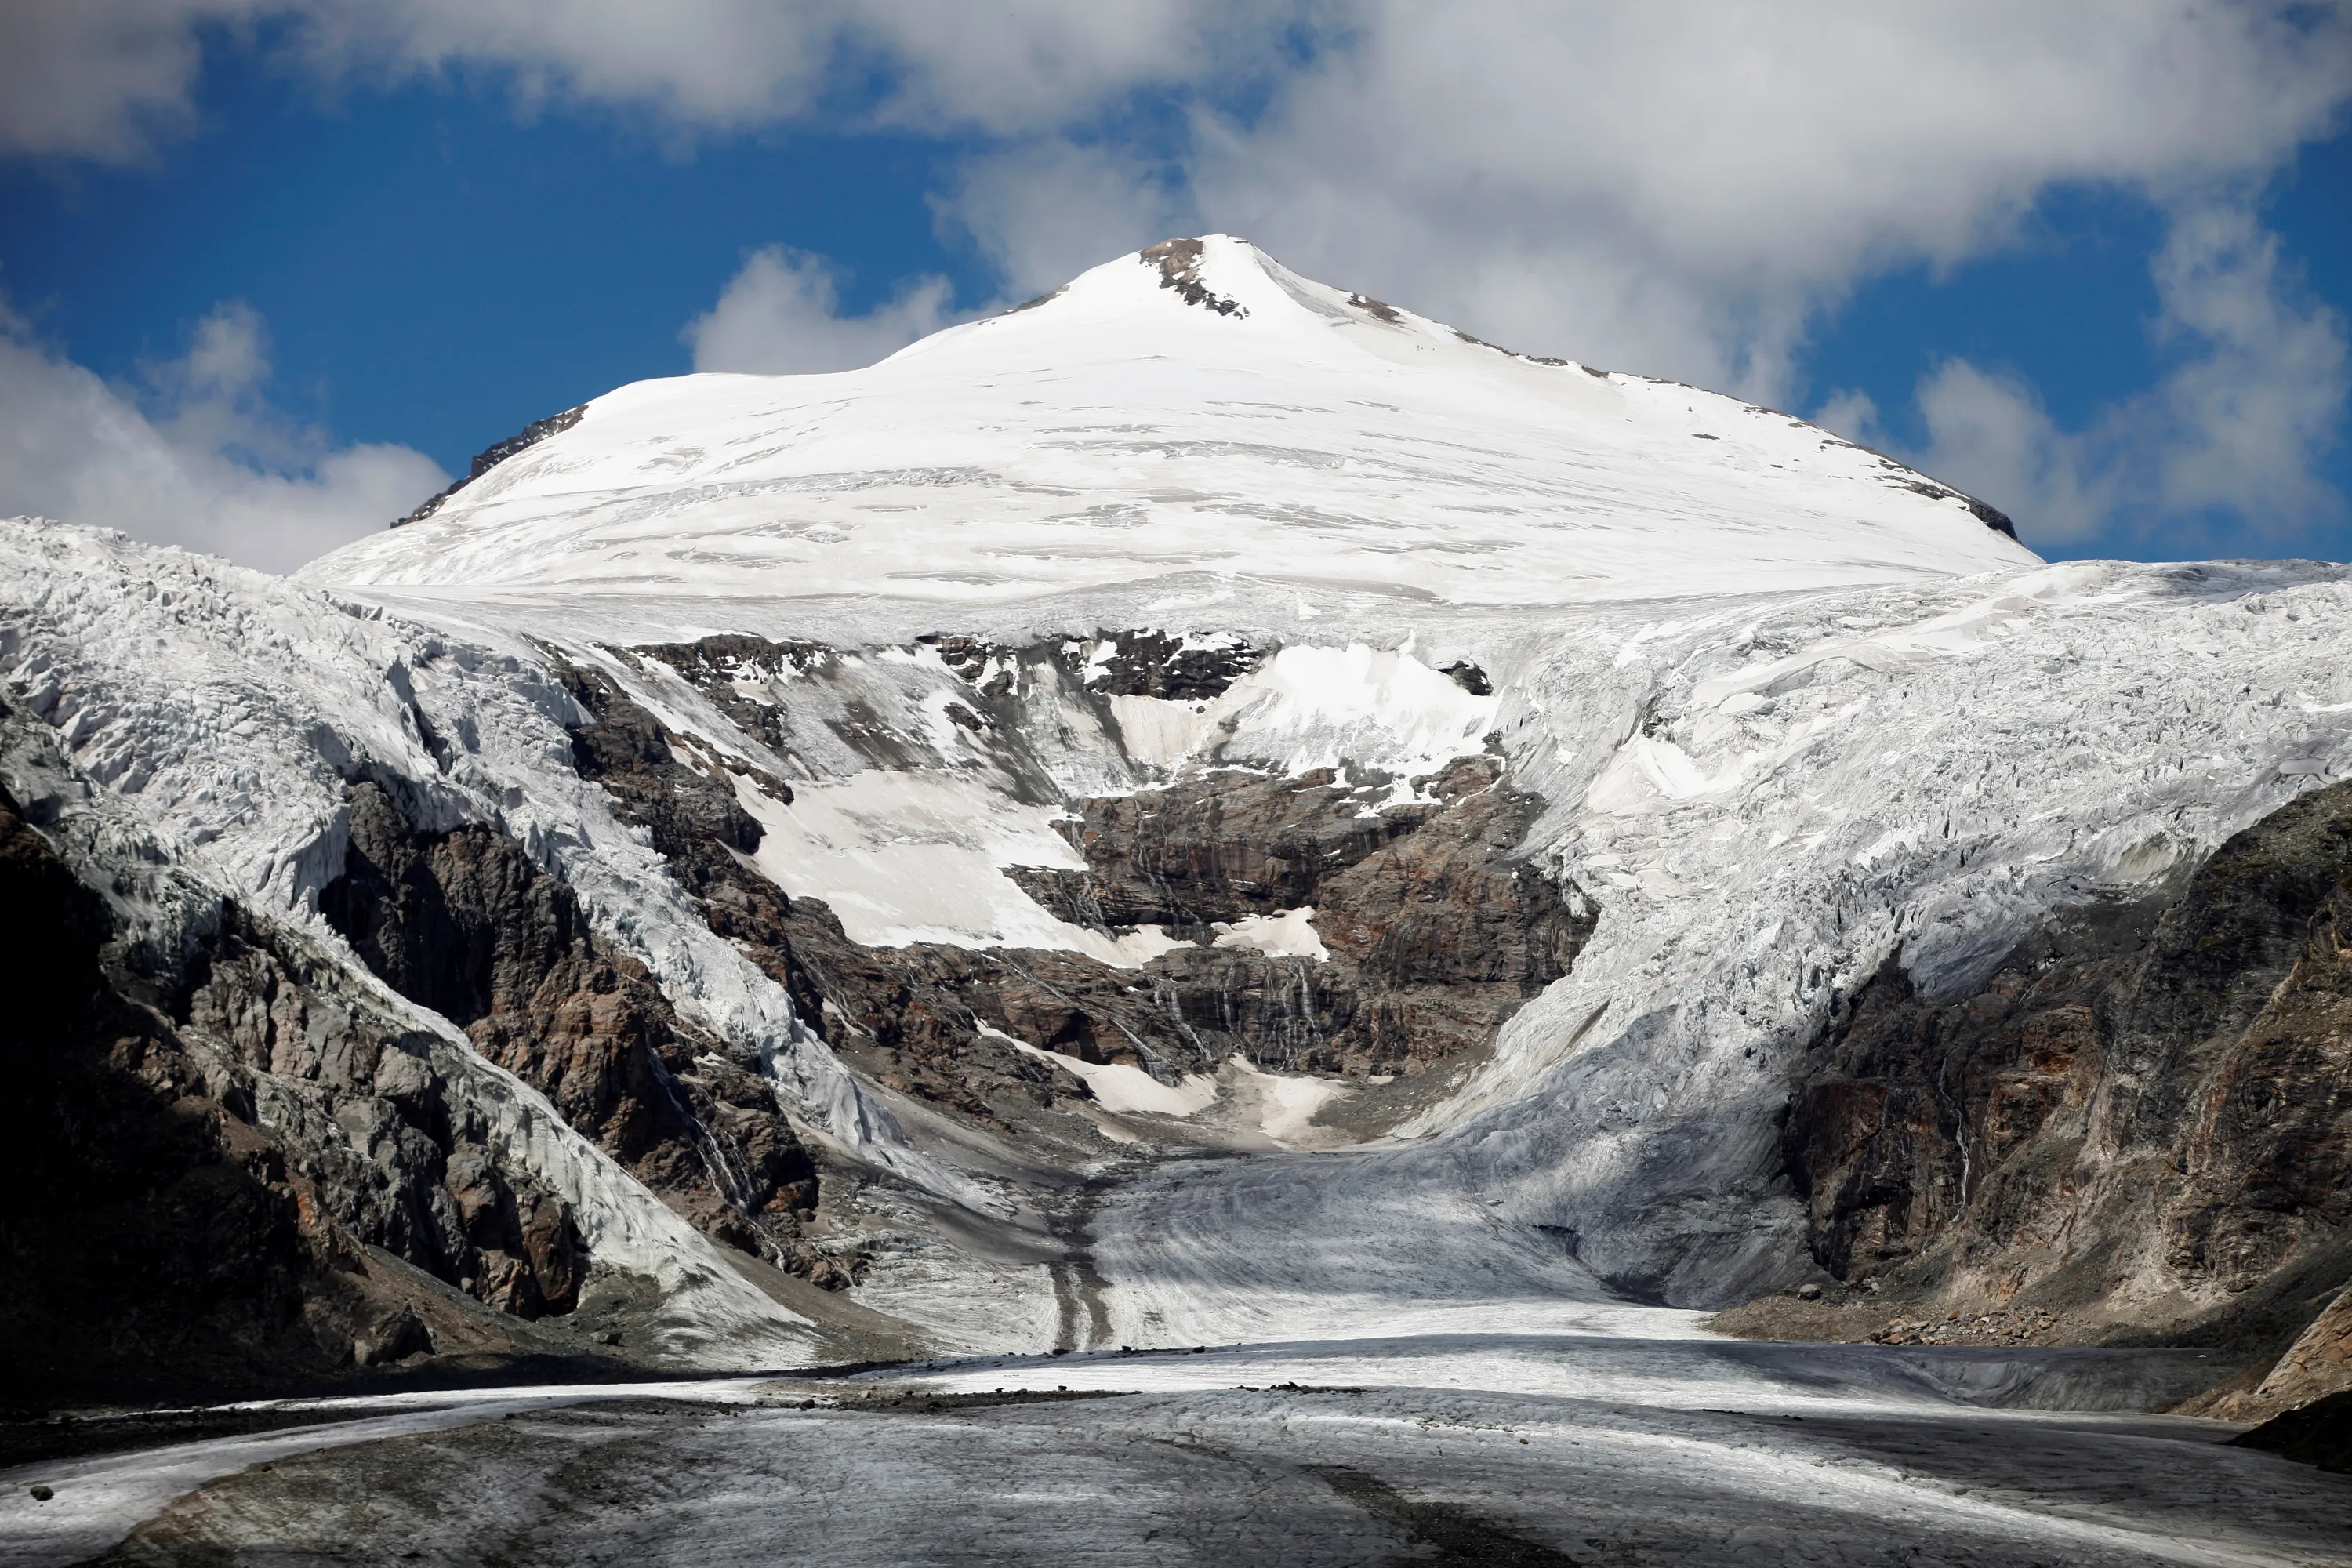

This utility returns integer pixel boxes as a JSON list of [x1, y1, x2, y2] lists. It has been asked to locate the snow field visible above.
[[310, 238, 2038, 615]]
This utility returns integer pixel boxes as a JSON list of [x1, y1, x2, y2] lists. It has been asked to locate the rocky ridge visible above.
[[318, 777, 851, 1290], [396, 405, 587, 528]]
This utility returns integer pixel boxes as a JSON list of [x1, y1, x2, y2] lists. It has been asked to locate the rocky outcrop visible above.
[[0, 783, 347, 1397], [555, 648, 1588, 1137], [1058, 630, 1261, 701], [397, 405, 586, 526], [1778, 779, 2352, 1392], [1142, 238, 1247, 318], [0, 765, 598, 1399], [1026, 754, 1592, 1074], [636, 626, 1265, 781], [318, 778, 840, 1285], [2244, 1284, 2352, 1414], [183, 899, 585, 1322], [728, 754, 1584, 1119]]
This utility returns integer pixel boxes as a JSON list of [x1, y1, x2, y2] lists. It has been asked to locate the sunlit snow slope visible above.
[[310, 236, 2035, 611]]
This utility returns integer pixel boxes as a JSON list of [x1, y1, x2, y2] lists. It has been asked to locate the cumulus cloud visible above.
[[684, 247, 960, 373], [1822, 201, 2349, 552], [0, 1, 1277, 163], [1164, 2, 2352, 395], [292, 1, 1283, 139], [0, 301, 445, 572]]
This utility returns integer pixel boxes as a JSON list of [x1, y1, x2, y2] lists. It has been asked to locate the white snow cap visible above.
[[308, 234, 2038, 610]]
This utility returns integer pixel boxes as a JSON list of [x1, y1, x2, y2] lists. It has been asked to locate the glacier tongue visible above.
[[1080, 558, 2352, 1338]]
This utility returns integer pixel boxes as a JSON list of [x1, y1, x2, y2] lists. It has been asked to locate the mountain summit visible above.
[[309, 236, 2035, 612]]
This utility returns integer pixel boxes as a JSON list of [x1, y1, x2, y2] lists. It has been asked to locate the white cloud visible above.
[[932, 140, 1187, 302], [0, 2, 1276, 162], [1824, 201, 2349, 552], [0, 0, 287, 163], [286, 1, 1279, 140], [0, 302, 445, 572], [1167, 2, 2352, 398], [684, 247, 959, 373]]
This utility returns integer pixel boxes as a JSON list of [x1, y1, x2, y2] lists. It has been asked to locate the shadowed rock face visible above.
[[0, 771, 595, 1399], [1781, 779, 2352, 1395], [182, 900, 585, 1323], [0, 785, 337, 1396], [318, 779, 842, 1287]]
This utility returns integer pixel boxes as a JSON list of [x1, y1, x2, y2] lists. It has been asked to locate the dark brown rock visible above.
[[1780, 779, 2352, 1379], [566, 644, 1591, 1131], [0, 774, 581, 1401], [318, 779, 835, 1287]]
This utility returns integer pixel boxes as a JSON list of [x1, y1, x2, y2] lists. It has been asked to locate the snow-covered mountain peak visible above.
[[306, 237, 2039, 627], [902, 234, 1439, 358]]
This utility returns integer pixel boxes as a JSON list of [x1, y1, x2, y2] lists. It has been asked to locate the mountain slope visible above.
[[310, 235, 2034, 620]]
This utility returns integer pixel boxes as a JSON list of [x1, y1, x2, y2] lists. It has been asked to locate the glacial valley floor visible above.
[[7, 1325, 2350, 1567]]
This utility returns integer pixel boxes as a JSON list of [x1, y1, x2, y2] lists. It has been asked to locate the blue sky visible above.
[[1, 4, 2347, 570]]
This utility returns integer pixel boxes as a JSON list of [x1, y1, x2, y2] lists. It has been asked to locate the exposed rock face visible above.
[[635, 626, 1265, 783], [1781, 779, 2352, 1384], [2246, 1284, 2352, 1414], [0, 747, 601, 1397], [766, 753, 1578, 1104], [318, 779, 839, 1285], [183, 900, 584, 1323], [1064, 630, 1261, 701], [1142, 238, 1247, 318], [559, 643, 1588, 1137], [0, 783, 347, 1396], [1029, 755, 1592, 1075]]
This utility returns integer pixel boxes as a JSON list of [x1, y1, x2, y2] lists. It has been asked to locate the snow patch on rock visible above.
[[1211, 906, 1329, 960]]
